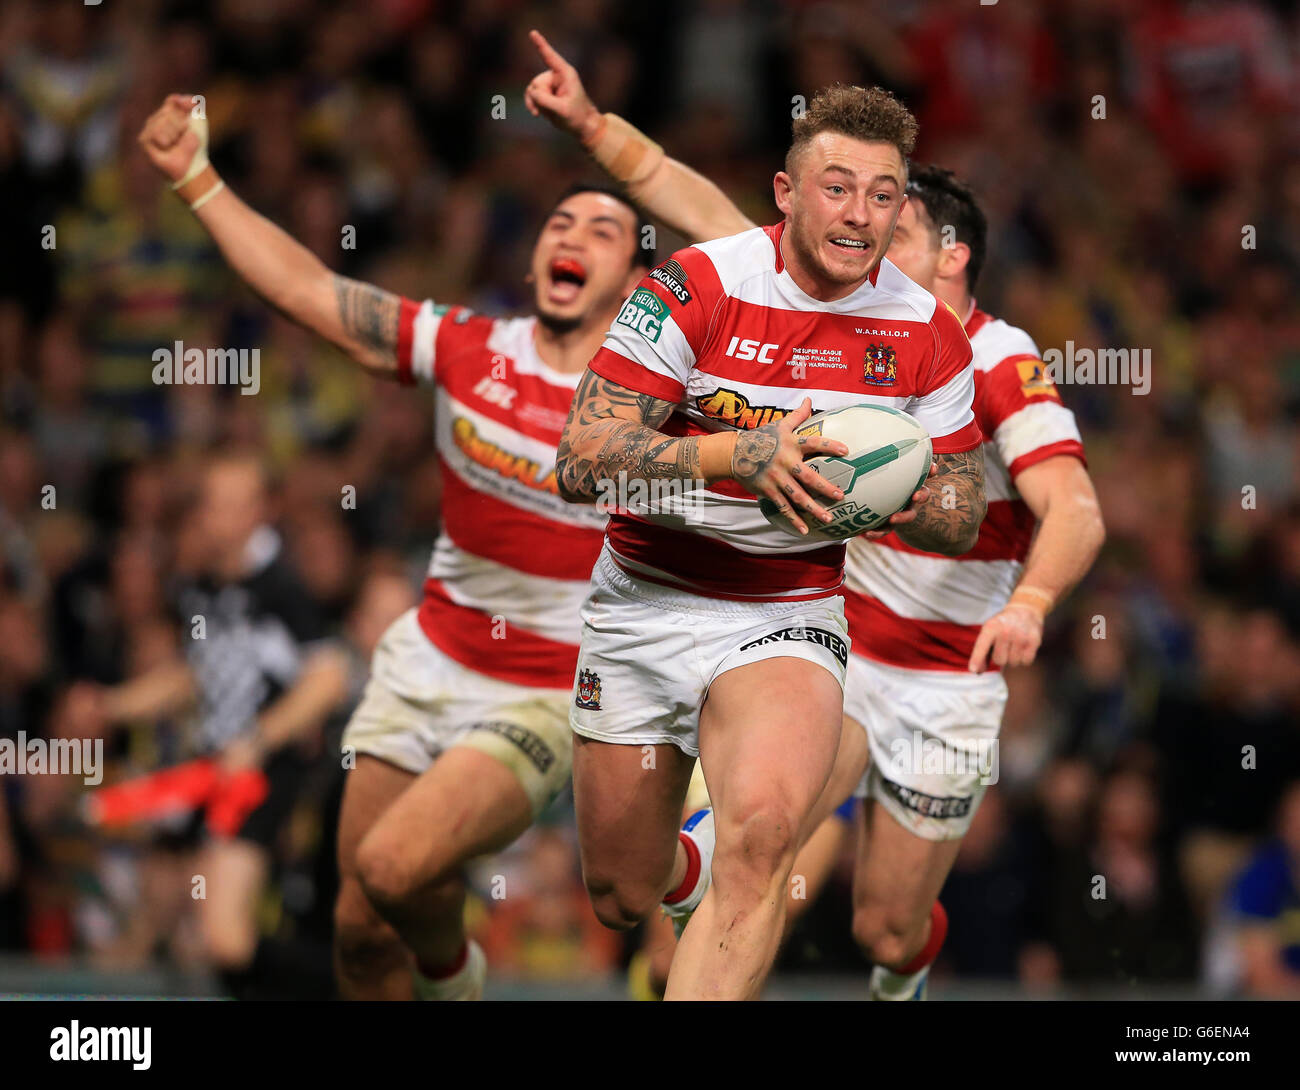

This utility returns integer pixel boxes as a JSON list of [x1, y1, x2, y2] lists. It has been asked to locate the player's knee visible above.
[[334, 890, 405, 982], [355, 836, 412, 909], [712, 805, 800, 894], [355, 832, 457, 915], [852, 907, 921, 968], [584, 872, 658, 931]]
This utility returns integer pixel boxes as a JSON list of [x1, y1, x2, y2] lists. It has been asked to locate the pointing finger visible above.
[[529, 29, 570, 73]]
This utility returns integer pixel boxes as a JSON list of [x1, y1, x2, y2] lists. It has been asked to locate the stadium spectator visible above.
[[1226, 779, 1300, 998]]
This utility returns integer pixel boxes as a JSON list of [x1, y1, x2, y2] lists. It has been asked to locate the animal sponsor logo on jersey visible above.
[[738, 626, 848, 667], [451, 416, 556, 493], [878, 776, 973, 820], [862, 343, 898, 385], [695, 388, 791, 429], [575, 668, 602, 710], [470, 721, 556, 774], [616, 288, 668, 343], [648, 259, 691, 305], [1016, 358, 1061, 400]]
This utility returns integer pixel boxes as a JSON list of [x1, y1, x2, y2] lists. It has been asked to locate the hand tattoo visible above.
[[730, 424, 779, 485]]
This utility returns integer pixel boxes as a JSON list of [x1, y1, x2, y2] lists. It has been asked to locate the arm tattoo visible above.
[[333, 275, 400, 364], [894, 447, 987, 556], [556, 371, 701, 502]]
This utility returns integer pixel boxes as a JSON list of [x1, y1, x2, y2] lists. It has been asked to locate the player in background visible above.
[[135, 37, 754, 1000], [798, 166, 1104, 999], [555, 85, 986, 1000]]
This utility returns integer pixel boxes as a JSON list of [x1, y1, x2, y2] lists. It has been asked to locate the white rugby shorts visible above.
[[845, 653, 1007, 841], [342, 608, 573, 816], [570, 545, 850, 757]]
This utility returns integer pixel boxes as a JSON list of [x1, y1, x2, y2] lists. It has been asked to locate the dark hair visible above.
[[786, 84, 918, 176], [549, 182, 656, 269], [905, 164, 987, 293]]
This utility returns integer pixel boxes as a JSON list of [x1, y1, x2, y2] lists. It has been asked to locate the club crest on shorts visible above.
[[575, 668, 602, 710], [863, 343, 898, 385]]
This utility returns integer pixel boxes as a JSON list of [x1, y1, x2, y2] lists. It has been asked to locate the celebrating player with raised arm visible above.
[[555, 85, 985, 1001], [136, 32, 784, 1000], [138, 93, 639, 1001]]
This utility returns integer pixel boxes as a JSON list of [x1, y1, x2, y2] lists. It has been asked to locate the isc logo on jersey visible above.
[[617, 289, 668, 343], [725, 337, 781, 363]]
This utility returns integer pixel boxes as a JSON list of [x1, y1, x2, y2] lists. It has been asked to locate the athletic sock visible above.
[[412, 940, 482, 1001], [662, 831, 702, 909], [417, 943, 468, 981], [873, 901, 948, 998]]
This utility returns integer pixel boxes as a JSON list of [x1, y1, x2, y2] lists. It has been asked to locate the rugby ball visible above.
[[758, 404, 932, 542]]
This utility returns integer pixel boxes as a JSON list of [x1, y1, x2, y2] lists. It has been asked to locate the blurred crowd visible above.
[[1, 0, 1299, 997]]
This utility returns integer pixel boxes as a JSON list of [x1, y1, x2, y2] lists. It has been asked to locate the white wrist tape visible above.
[[170, 111, 211, 191], [187, 179, 225, 211]]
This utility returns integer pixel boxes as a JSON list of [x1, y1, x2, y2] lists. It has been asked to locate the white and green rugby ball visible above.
[[758, 404, 932, 542]]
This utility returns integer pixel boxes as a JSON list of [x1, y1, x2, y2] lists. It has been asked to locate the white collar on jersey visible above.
[[775, 230, 893, 313]]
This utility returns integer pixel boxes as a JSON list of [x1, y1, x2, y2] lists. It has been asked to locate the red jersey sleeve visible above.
[[393, 299, 476, 387], [588, 246, 725, 403], [976, 354, 1086, 479]]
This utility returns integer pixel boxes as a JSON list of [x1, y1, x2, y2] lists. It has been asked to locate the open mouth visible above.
[[829, 237, 870, 255], [547, 257, 588, 303]]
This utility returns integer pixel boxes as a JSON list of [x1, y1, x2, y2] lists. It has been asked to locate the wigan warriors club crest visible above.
[[575, 668, 602, 710], [863, 343, 899, 385]]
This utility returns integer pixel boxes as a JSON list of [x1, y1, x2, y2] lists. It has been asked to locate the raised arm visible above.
[[525, 31, 755, 245], [137, 94, 402, 379]]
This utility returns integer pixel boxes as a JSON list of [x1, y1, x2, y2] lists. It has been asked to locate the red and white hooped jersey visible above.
[[843, 306, 1086, 672], [395, 300, 606, 689], [588, 222, 981, 602]]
